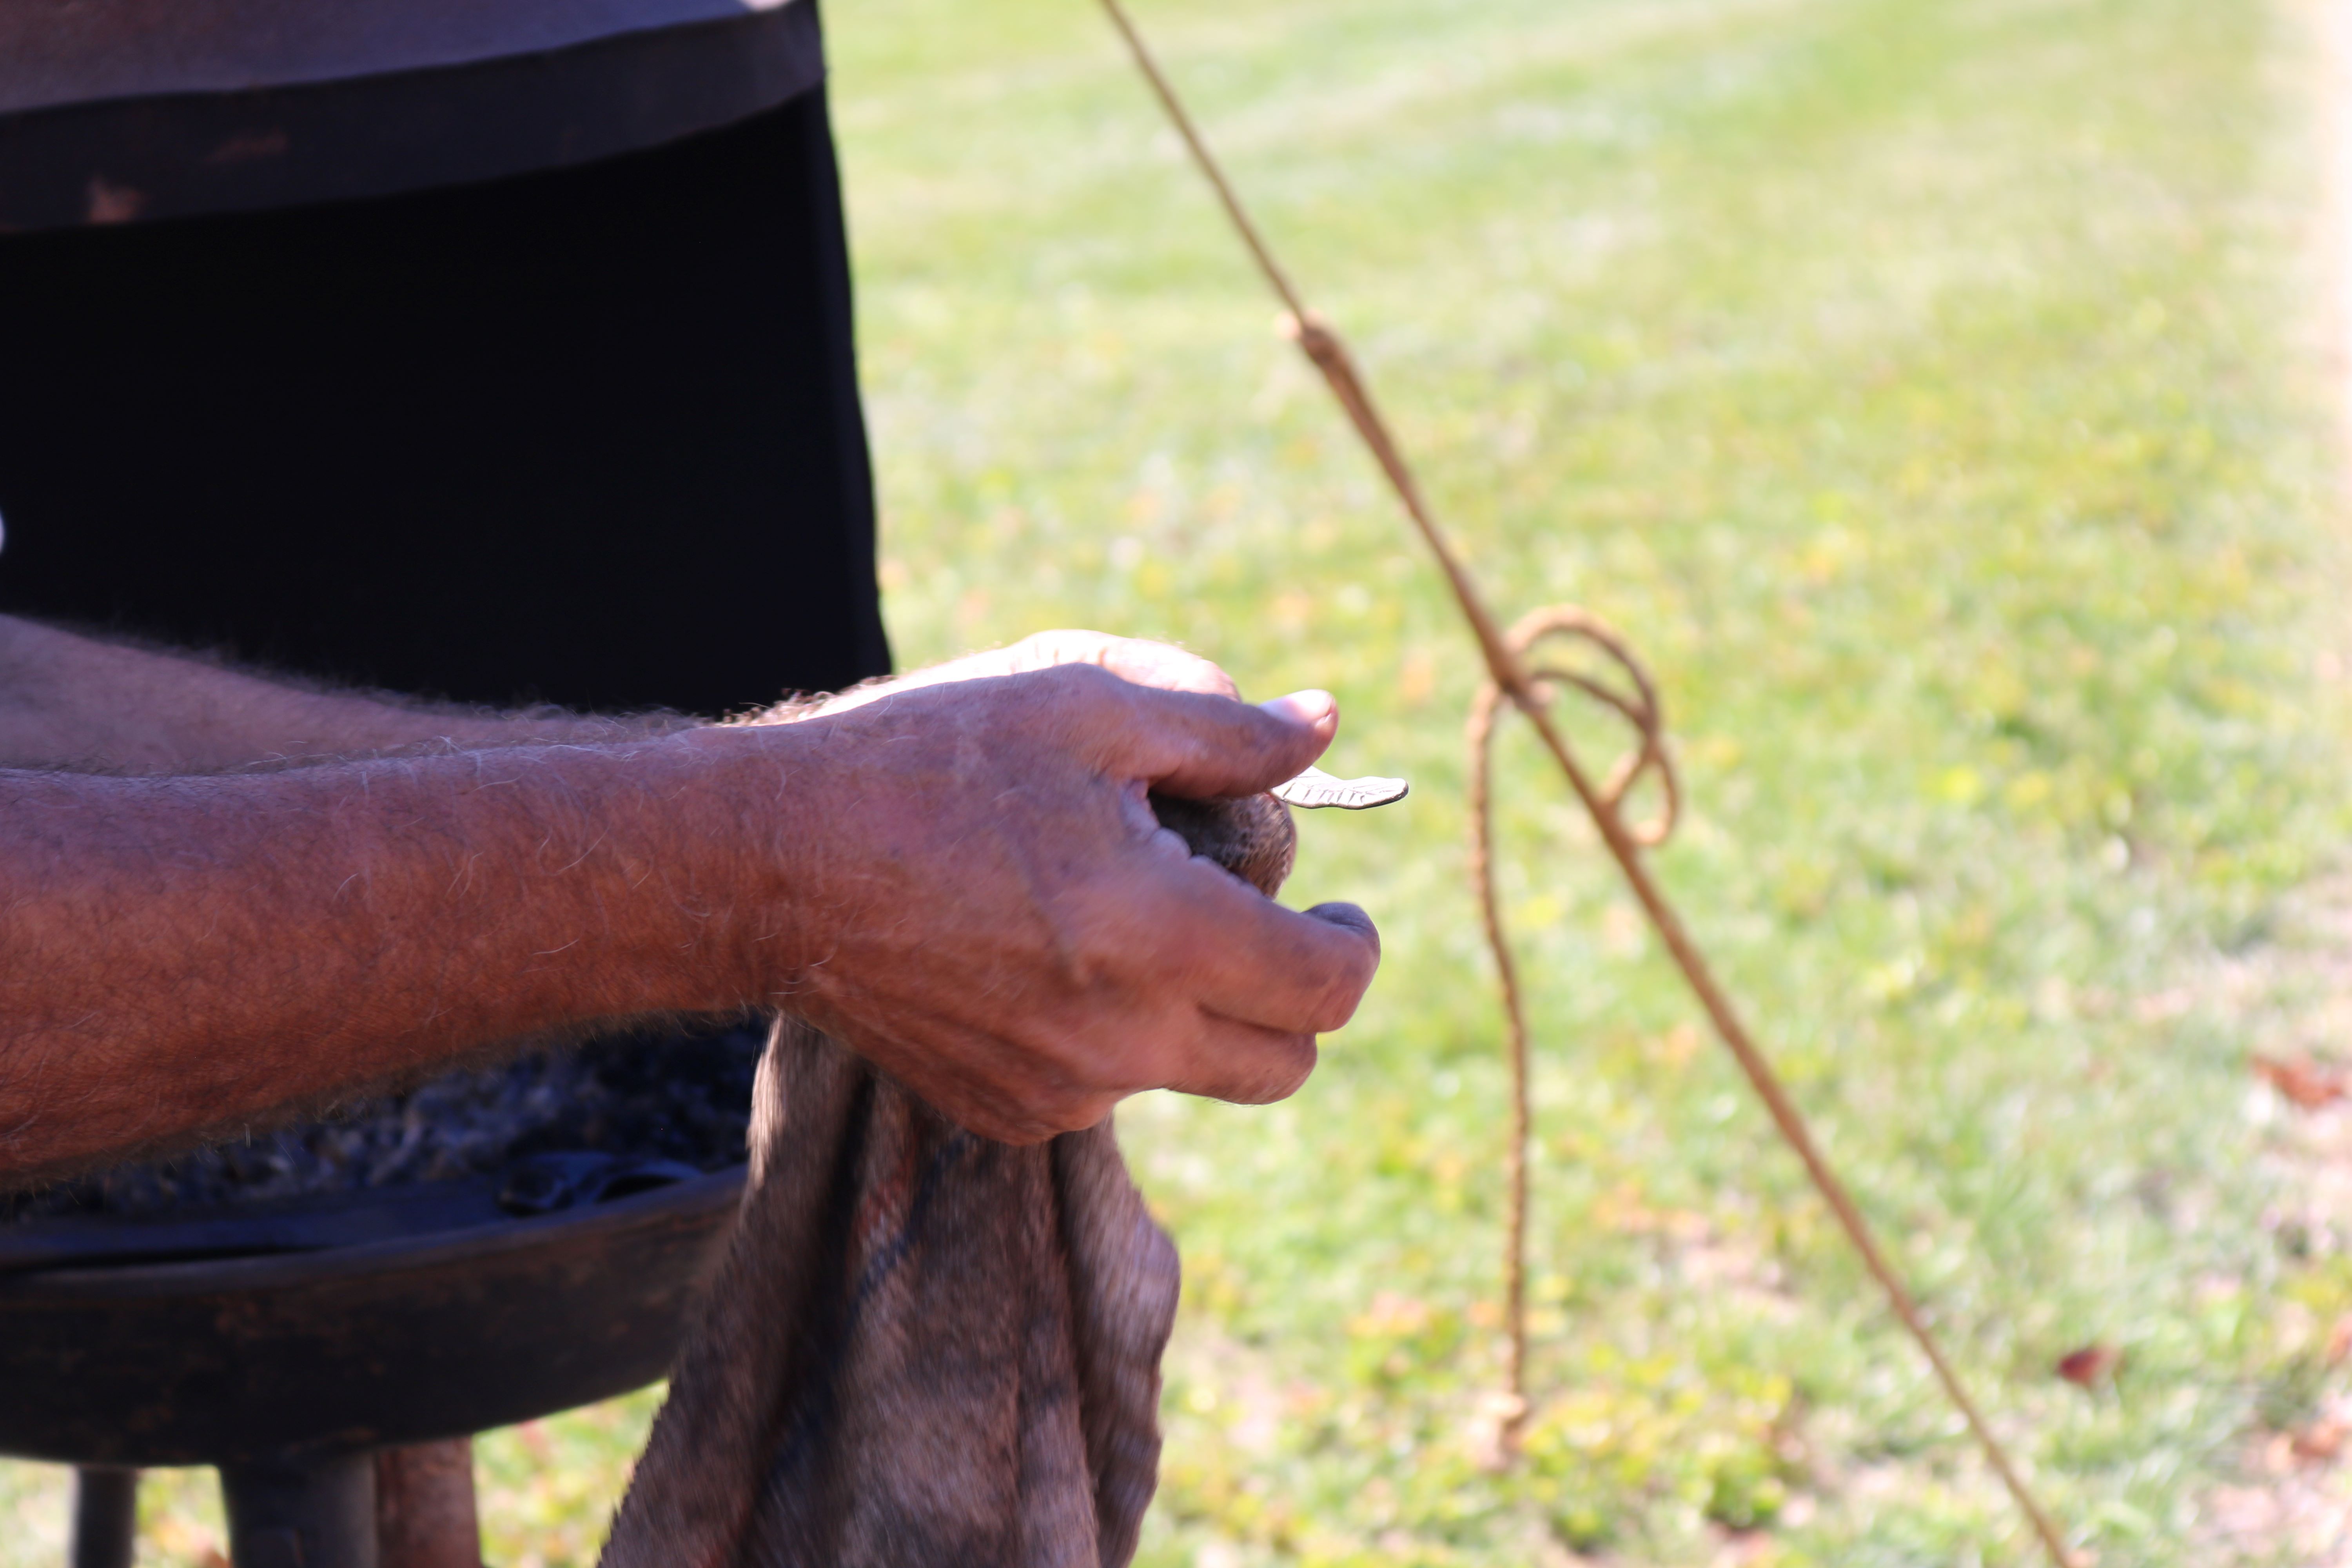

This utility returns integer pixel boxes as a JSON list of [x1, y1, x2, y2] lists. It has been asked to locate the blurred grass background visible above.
[[7, 0, 2350, 1561]]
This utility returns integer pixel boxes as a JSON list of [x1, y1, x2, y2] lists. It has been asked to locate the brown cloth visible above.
[[602, 793, 1295, 1568], [601, 1023, 1177, 1568]]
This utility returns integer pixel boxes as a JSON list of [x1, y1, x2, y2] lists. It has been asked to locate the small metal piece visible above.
[[1271, 766, 1409, 810], [496, 1153, 702, 1217]]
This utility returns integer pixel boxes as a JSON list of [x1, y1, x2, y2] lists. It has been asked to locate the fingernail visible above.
[[1260, 690, 1336, 727]]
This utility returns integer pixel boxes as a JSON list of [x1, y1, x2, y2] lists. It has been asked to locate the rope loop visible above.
[[1483, 606, 1680, 849]]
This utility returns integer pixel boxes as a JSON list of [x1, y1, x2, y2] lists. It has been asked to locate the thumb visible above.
[[1105, 687, 1338, 799]]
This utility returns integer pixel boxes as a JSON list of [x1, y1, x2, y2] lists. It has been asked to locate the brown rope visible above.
[[1463, 675, 1530, 1443], [1094, 2, 2079, 1561], [1468, 607, 1682, 1452]]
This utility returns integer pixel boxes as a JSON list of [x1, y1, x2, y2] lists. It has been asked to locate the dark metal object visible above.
[[497, 1153, 708, 1218], [0, 1179, 516, 1277], [0, 1168, 742, 1468], [68, 1467, 136, 1568], [1, 1156, 709, 1276]]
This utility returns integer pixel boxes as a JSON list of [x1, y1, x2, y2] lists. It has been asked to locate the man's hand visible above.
[[0, 621, 1380, 1176], [744, 658, 1380, 1142]]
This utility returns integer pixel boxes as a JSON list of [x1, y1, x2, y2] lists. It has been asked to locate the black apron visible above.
[[0, 0, 890, 713]]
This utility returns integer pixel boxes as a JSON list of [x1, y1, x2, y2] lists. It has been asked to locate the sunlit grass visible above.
[[5, 0, 2345, 1562], [843, 0, 2350, 1559]]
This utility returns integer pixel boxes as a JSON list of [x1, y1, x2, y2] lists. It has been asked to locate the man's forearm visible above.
[[0, 728, 793, 1181], [0, 613, 691, 772], [1, 626, 1380, 1179]]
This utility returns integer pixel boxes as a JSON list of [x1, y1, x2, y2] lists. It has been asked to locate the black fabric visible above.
[[0, 85, 891, 715]]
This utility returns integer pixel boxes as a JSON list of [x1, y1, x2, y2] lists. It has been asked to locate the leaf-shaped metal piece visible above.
[[1271, 766, 1410, 810]]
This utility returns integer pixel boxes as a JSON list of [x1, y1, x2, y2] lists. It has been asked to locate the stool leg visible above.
[[69, 1466, 136, 1568], [374, 1439, 481, 1568], [220, 1452, 379, 1568]]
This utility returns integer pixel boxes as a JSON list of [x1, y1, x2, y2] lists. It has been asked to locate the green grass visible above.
[[5, 0, 2347, 1561]]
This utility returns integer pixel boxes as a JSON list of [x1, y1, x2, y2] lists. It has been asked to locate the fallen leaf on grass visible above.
[[2056, 1343, 2122, 1387], [2295, 1417, 2349, 1461], [2262, 1420, 2351, 1472], [2252, 1055, 2348, 1109], [152, 1515, 228, 1568]]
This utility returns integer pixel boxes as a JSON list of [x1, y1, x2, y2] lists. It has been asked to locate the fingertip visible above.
[[1299, 901, 1381, 1028], [1220, 1034, 1320, 1105], [1303, 900, 1381, 961], [1260, 689, 1338, 737], [1172, 1028, 1319, 1107]]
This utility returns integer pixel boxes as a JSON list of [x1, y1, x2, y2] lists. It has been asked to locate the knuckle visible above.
[[1307, 996, 1359, 1036], [1269, 1038, 1319, 1098], [1013, 630, 1101, 675], [1196, 662, 1243, 701], [1016, 1079, 1117, 1138], [1042, 659, 1118, 696], [1151, 645, 1240, 698], [1221, 1035, 1318, 1105], [998, 1078, 1077, 1140], [1034, 662, 1132, 728], [1305, 960, 1376, 1033]]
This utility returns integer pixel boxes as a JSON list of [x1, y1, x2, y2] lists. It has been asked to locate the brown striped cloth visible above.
[[600, 1021, 1178, 1568]]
